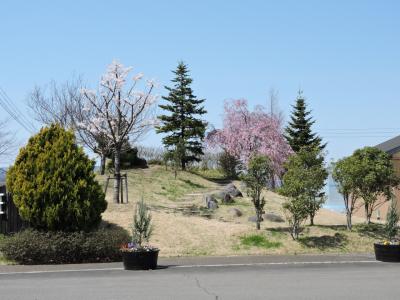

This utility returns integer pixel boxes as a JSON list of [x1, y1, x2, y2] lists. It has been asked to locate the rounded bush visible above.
[[107, 145, 148, 171], [0, 226, 130, 264], [218, 151, 240, 179], [6, 124, 107, 231]]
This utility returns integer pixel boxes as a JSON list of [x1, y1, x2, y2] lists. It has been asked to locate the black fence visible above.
[[0, 185, 27, 235]]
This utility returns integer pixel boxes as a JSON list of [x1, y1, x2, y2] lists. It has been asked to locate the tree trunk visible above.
[[291, 224, 297, 240], [270, 170, 276, 190], [346, 211, 352, 230], [181, 158, 186, 171], [366, 214, 372, 224], [256, 210, 261, 230], [113, 149, 121, 204], [291, 219, 301, 240], [309, 214, 314, 226], [100, 154, 106, 175], [365, 204, 371, 224]]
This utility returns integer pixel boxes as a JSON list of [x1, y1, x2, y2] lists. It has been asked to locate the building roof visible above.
[[376, 135, 400, 155]]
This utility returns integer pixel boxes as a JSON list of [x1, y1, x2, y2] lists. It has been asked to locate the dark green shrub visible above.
[[107, 145, 148, 171], [218, 151, 240, 179], [0, 226, 130, 264], [6, 124, 107, 232], [385, 200, 399, 241]]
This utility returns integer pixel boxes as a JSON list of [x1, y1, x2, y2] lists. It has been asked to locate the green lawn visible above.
[[239, 234, 282, 249]]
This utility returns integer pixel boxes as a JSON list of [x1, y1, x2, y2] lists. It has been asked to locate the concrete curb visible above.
[[0, 253, 376, 274]]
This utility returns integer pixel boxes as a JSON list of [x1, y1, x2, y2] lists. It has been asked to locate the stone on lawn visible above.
[[263, 213, 285, 223], [205, 195, 218, 210], [224, 183, 243, 198], [229, 208, 243, 217], [248, 215, 263, 223], [221, 193, 234, 204]]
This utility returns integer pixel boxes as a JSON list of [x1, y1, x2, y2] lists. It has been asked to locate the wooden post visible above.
[[120, 175, 124, 204], [124, 175, 129, 203], [103, 175, 128, 204], [104, 176, 111, 194]]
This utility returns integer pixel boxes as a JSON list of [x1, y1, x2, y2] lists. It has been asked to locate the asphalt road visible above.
[[0, 256, 399, 300]]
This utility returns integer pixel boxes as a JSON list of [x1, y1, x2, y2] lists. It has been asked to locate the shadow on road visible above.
[[155, 265, 171, 270]]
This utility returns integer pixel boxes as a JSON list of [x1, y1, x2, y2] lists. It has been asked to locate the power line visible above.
[[316, 127, 400, 139], [324, 136, 395, 138], [322, 132, 399, 135], [319, 128, 400, 131], [0, 95, 32, 133], [0, 95, 33, 133], [0, 87, 35, 134], [0, 87, 36, 132]]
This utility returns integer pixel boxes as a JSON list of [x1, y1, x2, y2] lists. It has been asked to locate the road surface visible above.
[[0, 255, 399, 299]]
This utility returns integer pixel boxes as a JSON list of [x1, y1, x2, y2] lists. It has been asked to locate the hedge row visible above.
[[0, 227, 130, 265]]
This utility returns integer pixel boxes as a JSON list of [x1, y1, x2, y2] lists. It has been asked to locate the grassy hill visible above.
[[98, 165, 384, 257]]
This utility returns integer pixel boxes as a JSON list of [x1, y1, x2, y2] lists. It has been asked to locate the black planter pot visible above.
[[122, 249, 159, 270], [374, 243, 400, 262]]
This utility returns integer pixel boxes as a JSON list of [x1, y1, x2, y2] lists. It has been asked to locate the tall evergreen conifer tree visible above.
[[157, 62, 207, 170], [284, 92, 327, 226], [285, 91, 326, 152]]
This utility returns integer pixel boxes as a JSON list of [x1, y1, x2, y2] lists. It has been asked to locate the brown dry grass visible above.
[[100, 165, 383, 257]]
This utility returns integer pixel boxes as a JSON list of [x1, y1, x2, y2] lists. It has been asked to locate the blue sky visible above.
[[1, 0, 400, 166]]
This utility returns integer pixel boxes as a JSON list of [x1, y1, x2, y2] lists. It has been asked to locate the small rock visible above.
[[205, 194, 217, 204], [222, 193, 234, 204], [263, 213, 285, 223], [207, 200, 218, 210], [248, 215, 263, 223], [229, 208, 243, 217], [205, 195, 218, 210], [224, 183, 243, 198]]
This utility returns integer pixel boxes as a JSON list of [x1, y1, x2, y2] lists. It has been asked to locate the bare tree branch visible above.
[[28, 77, 84, 128]]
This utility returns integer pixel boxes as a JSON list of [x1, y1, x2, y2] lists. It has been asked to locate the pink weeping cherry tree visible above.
[[207, 99, 292, 186], [77, 60, 158, 203]]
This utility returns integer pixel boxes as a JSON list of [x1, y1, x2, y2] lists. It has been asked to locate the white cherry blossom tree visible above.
[[78, 60, 158, 203]]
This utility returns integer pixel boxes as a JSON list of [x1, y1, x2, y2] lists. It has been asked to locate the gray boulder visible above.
[[208, 201, 218, 210], [221, 193, 234, 204], [205, 195, 218, 210], [248, 215, 259, 223], [263, 213, 285, 223], [229, 208, 243, 217], [224, 183, 243, 198]]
